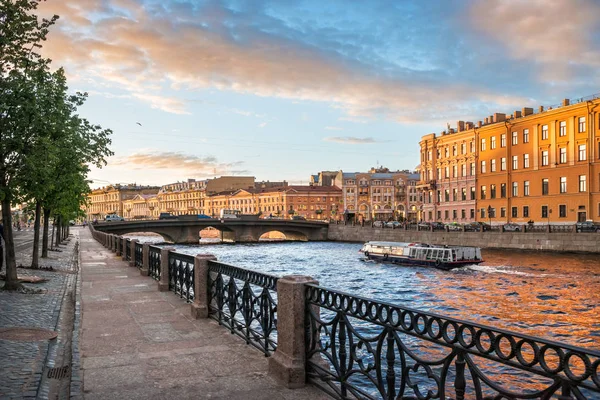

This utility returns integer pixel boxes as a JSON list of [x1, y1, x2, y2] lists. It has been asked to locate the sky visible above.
[[37, 0, 600, 188]]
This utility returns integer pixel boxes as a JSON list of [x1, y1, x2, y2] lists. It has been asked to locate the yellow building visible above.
[[86, 184, 160, 220], [418, 94, 600, 224], [122, 194, 158, 219]]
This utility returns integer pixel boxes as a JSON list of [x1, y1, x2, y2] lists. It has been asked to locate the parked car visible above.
[[373, 220, 385, 228], [292, 215, 306, 221], [105, 214, 124, 222], [159, 212, 177, 220], [463, 222, 480, 232], [503, 223, 522, 232], [576, 220, 600, 233], [386, 221, 402, 228], [431, 222, 445, 230], [445, 222, 462, 231]]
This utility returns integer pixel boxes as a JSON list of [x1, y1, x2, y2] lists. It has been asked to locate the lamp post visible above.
[[487, 205, 492, 227], [149, 205, 155, 220]]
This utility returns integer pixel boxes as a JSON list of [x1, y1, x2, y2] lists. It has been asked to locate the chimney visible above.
[[477, 121, 482, 128], [494, 113, 506, 123], [562, 98, 570, 106], [539, 106, 544, 112], [522, 107, 533, 116], [484, 117, 489, 124], [457, 121, 465, 132], [514, 110, 522, 118], [449, 128, 455, 134], [466, 122, 473, 130]]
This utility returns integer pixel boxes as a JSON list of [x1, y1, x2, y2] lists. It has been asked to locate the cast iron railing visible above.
[[134, 242, 143, 268], [305, 284, 600, 400], [168, 253, 195, 302], [148, 245, 161, 281], [207, 261, 278, 356], [125, 238, 132, 261]]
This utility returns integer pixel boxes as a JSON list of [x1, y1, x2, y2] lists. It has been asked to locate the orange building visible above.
[[418, 94, 600, 225]]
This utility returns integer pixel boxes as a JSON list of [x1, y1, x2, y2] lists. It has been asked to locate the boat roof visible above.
[[364, 241, 479, 250]]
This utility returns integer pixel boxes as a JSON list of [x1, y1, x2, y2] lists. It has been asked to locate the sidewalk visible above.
[[79, 228, 329, 399], [0, 229, 78, 399]]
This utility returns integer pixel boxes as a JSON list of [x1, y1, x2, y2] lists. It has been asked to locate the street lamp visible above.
[[487, 205, 492, 226]]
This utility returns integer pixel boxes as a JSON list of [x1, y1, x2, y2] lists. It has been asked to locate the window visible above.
[[470, 209, 475, 219], [512, 132, 518, 145], [578, 144, 587, 161], [445, 210, 449, 220], [512, 182, 518, 196], [579, 175, 587, 192], [480, 186, 486, 200], [512, 156, 518, 170], [481, 208, 486, 218], [524, 153, 530, 168], [437, 190, 441, 203], [542, 125, 548, 140], [445, 147, 449, 157], [490, 184, 496, 199], [470, 141, 475, 153], [560, 177, 567, 193], [445, 166, 449, 178], [542, 179, 549, 195], [491, 159, 496, 172], [491, 136, 496, 149], [453, 145, 457, 156], [542, 150, 549, 166], [501, 157, 506, 171], [481, 138, 486, 151], [512, 207, 518, 218], [542, 205, 548, 218], [462, 188, 467, 201], [500, 207, 506, 218], [579, 116, 586, 133], [462, 164, 467, 177], [501, 134, 506, 148], [470, 187, 475, 200], [453, 210, 457, 219], [470, 163, 475, 176], [524, 181, 530, 196], [437, 211, 442, 220], [501, 183, 506, 198], [523, 129, 529, 143], [445, 189, 450, 202], [453, 165, 457, 178], [461, 209, 466, 219], [559, 121, 566, 137], [559, 204, 567, 218], [452, 188, 457, 201], [480, 161, 486, 173], [559, 148, 567, 164], [461, 143, 466, 154], [523, 206, 529, 218]]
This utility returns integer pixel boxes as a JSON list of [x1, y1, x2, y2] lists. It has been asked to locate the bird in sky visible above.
[[136, 122, 142, 126]]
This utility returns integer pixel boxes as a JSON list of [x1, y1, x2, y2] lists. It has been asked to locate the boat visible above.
[[359, 241, 483, 270]]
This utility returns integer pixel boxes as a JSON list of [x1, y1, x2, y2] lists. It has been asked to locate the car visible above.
[[576, 220, 600, 233], [159, 212, 177, 220], [463, 222, 480, 232], [503, 223, 522, 232], [292, 215, 306, 221], [431, 222, 445, 230], [105, 214, 124, 222], [385, 221, 401, 228], [373, 220, 385, 228], [445, 222, 462, 231], [197, 214, 211, 219], [69, 220, 76, 226]]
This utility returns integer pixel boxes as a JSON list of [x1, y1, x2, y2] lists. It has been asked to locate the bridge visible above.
[[93, 218, 329, 243]]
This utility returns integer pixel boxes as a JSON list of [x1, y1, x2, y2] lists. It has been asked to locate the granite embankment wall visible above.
[[327, 224, 600, 253]]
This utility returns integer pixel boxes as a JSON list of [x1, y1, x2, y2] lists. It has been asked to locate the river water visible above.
[[132, 237, 600, 349]]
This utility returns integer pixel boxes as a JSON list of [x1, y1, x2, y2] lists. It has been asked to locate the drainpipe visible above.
[[504, 120, 512, 223], [585, 100, 597, 221]]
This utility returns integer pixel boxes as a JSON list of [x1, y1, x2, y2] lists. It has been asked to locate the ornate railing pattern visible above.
[[134, 242, 143, 268], [207, 261, 278, 356], [148, 246, 161, 281], [168, 253, 195, 302], [305, 284, 600, 400], [551, 225, 574, 233], [125, 238, 132, 261], [527, 225, 548, 233]]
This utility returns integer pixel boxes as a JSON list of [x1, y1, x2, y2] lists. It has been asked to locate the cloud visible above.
[[324, 136, 378, 144], [111, 151, 248, 175]]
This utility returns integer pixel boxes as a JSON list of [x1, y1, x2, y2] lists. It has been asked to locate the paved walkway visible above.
[[79, 229, 329, 399]]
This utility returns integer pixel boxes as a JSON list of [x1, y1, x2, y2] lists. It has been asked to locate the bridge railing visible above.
[[125, 238, 132, 261], [92, 231, 600, 399], [134, 242, 143, 268]]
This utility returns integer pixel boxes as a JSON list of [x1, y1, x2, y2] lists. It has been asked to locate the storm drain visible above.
[[47, 365, 71, 379]]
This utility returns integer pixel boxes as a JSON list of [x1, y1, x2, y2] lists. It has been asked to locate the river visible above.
[[130, 237, 600, 349]]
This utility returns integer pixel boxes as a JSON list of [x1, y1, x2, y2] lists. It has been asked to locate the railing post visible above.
[[129, 239, 138, 267], [121, 238, 127, 261], [112, 235, 117, 252], [190, 254, 217, 319], [268, 275, 317, 388], [454, 352, 466, 400], [158, 247, 174, 292], [116, 236, 121, 256], [140, 244, 150, 276]]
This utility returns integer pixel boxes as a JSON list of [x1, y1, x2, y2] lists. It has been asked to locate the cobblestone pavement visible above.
[[0, 230, 79, 399], [79, 229, 329, 400]]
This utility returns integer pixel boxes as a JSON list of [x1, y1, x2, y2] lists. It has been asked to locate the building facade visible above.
[[86, 184, 160, 220], [418, 95, 600, 224]]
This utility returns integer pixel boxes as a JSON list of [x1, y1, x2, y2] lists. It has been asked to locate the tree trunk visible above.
[[42, 208, 50, 257], [31, 201, 42, 268], [55, 215, 61, 246], [1, 198, 22, 291], [51, 217, 56, 250]]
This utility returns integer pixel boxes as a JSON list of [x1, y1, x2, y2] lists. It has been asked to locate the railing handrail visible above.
[[305, 282, 600, 358], [207, 260, 279, 290]]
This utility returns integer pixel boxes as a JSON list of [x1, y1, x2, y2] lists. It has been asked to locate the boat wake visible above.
[[465, 264, 552, 277]]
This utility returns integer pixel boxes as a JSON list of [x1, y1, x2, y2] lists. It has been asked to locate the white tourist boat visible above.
[[359, 241, 483, 270]]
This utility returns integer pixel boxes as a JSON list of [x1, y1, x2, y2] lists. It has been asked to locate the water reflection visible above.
[[128, 236, 600, 349]]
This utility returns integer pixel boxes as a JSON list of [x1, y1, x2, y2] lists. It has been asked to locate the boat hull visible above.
[[363, 253, 483, 271]]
